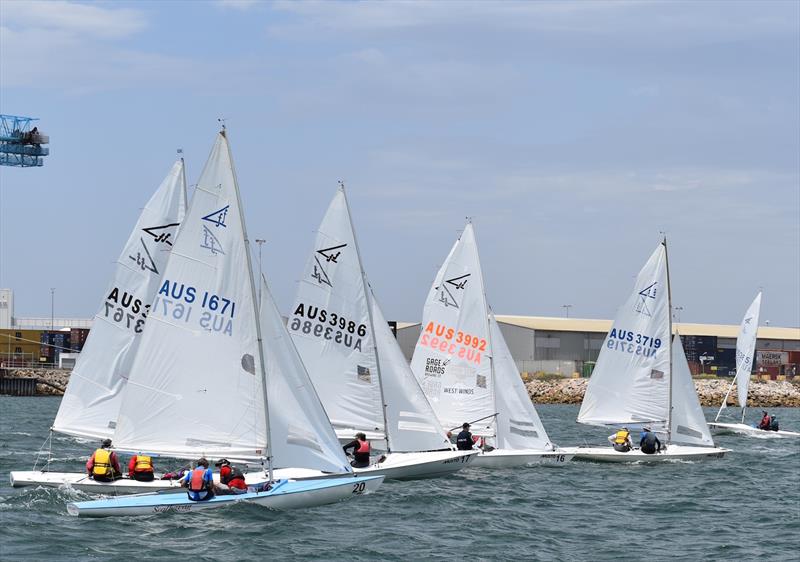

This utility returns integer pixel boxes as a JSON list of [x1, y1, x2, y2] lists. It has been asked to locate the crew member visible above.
[[182, 458, 214, 501], [216, 458, 247, 494], [758, 411, 771, 430], [342, 432, 371, 468], [607, 427, 633, 452], [769, 415, 779, 431], [456, 423, 476, 451], [128, 453, 155, 482], [639, 427, 662, 455], [86, 439, 122, 482]]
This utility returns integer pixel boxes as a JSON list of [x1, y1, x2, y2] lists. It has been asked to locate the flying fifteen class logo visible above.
[[128, 223, 181, 274], [436, 273, 470, 308], [129, 238, 158, 274], [200, 205, 229, 255], [202, 205, 229, 228], [312, 243, 347, 287], [143, 223, 180, 246], [634, 281, 657, 317]]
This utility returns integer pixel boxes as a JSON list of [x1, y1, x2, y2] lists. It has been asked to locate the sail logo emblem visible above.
[[436, 274, 470, 308], [202, 205, 229, 228], [129, 238, 158, 274], [143, 222, 180, 247], [201, 225, 225, 255], [312, 243, 347, 287], [634, 281, 657, 317]]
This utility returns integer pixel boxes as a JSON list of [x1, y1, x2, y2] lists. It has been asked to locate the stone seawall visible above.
[[5, 368, 800, 407], [525, 377, 800, 407]]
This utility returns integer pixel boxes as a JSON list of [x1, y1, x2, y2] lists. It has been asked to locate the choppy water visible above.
[[1, 397, 798, 561]]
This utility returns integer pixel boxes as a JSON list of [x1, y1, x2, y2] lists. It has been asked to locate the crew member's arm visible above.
[[128, 456, 136, 476], [86, 452, 95, 475], [111, 452, 122, 473], [342, 440, 357, 455]]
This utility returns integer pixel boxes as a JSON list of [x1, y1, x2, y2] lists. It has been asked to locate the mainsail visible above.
[[577, 242, 671, 431], [113, 132, 266, 460], [289, 186, 450, 452], [52, 159, 187, 440], [409, 223, 495, 436], [715, 291, 762, 422]]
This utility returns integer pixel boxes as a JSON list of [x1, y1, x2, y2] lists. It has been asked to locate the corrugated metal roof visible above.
[[494, 315, 800, 341], [399, 316, 799, 341]]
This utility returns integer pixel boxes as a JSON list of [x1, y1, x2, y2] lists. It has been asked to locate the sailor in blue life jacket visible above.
[[639, 427, 662, 454], [182, 458, 215, 501], [456, 423, 477, 451], [769, 415, 779, 431], [342, 432, 371, 468]]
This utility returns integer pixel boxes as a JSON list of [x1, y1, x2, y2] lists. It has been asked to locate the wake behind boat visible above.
[[66, 475, 383, 518], [574, 239, 729, 463]]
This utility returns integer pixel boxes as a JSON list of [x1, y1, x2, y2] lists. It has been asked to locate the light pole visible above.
[[255, 239, 266, 303], [562, 304, 572, 318], [673, 306, 683, 323]]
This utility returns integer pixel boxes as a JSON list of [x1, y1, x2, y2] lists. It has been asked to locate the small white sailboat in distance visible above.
[[67, 130, 382, 516], [709, 293, 800, 438], [410, 221, 573, 467], [288, 186, 477, 480], [11, 156, 188, 494], [574, 238, 729, 462]]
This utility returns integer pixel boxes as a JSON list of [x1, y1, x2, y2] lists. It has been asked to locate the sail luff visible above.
[[340, 185, 392, 453], [222, 129, 274, 481], [664, 236, 674, 444]]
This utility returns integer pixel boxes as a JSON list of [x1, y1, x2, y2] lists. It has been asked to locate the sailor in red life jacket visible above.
[[86, 439, 122, 482], [128, 454, 155, 482], [215, 458, 248, 494], [181, 458, 215, 501], [342, 432, 371, 468], [758, 411, 771, 430]]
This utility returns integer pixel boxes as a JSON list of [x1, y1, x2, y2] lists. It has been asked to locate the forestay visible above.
[[53, 160, 187, 440], [258, 277, 352, 473], [288, 188, 383, 437], [489, 313, 552, 450], [735, 292, 762, 409], [577, 243, 671, 430], [410, 223, 495, 436], [114, 132, 267, 460], [670, 333, 715, 446]]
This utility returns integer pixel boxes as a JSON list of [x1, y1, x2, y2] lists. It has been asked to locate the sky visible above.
[[0, 0, 798, 327]]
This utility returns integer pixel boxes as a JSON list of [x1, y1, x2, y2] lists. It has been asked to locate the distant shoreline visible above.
[[2, 368, 799, 408], [525, 377, 800, 408]]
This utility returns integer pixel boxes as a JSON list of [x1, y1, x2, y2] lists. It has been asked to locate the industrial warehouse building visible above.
[[396, 316, 800, 380]]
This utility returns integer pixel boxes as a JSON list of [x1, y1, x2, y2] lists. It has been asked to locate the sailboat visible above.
[[709, 293, 799, 438], [410, 222, 574, 468], [66, 130, 383, 516], [11, 157, 189, 494], [288, 186, 477, 480], [573, 239, 729, 462]]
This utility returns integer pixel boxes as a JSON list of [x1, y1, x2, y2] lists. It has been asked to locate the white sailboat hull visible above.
[[572, 444, 729, 463], [470, 448, 575, 468], [9, 467, 329, 494], [66, 475, 384, 517], [708, 422, 800, 438], [352, 450, 478, 480]]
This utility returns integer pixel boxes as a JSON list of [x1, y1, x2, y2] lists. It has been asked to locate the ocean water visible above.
[[1, 396, 798, 561]]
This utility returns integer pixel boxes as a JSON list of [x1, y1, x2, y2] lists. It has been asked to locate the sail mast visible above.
[[470, 220, 498, 438], [663, 235, 674, 444], [223, 127, 274, 482], [340, 183, 392, 453]]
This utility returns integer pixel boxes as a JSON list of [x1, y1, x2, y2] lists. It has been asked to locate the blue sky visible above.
[[1, 0, 798, 327]]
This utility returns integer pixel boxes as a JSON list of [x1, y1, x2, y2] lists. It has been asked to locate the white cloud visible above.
[[1, 0, 146, 39]]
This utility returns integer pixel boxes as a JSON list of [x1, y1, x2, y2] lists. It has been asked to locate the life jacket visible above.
[[220, 466, 245, 485], [92, 448, 113, 477], [613, 430, 630, 444], [133, 455, 153, 473], [356, 440, 370, 454], [188, 468, 210, 492], [769, 417, 779, 431]]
